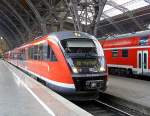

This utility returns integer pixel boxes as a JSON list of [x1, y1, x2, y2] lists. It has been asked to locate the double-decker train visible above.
[[4, 31, 107, 100], [99, 30, 150, 77]]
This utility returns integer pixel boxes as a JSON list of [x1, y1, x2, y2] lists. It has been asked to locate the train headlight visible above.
[[72, 67, 78, 73], [100, 66, 105, 72]]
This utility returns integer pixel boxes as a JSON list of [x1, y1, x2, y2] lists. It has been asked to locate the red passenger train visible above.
[[4, 31, 107, 100], [99, 30, 150, 77]]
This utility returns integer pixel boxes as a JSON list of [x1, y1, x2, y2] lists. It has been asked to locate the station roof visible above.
[[0, 0, 149, 51], [72, 0, 150, 25], [65, 0, 150, 39], [97, 0, 150, 37], [102, 0, 149, 19]]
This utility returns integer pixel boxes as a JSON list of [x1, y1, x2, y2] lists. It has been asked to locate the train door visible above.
[[137, 50, 148, 75]]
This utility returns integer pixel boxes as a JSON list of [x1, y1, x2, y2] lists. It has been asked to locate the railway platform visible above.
[[105, 75, 150, 115], [0, 60, 92, 116]]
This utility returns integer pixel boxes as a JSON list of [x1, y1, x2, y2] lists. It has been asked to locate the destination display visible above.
[[74, 58, 98, 67]]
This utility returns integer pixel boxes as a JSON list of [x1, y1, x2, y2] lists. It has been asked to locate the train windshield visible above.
[[61, 39, 97, 57], [61, 38, 105, 74]]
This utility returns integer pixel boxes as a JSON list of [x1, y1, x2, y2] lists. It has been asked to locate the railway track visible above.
[[74, 100, 134, 116]]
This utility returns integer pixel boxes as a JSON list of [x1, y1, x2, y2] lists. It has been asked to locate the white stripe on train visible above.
[[11, 62, 75, 89], [107, 64, 150, 73], [104, 45, 150, 50]]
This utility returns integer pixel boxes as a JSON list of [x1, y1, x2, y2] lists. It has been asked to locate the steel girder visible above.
[[0, 19, 20, 46], [25, 0, 47, 35], [15, 0, 37, 26], [0, 0, 71, 49], [64, 0, 107, 35], [59, 12, 70, 31], [0, 31, 12, 49], [101, 14, 122, 33], [2, 0, 31, 35], [107, 0, 144, 30], [41, 0, 53, 16], [64, 0, 82, 31], [0, 10, 24, 43], [0, 26, 15, 49], [0, 3, 27, 36], [93, 0, 107, 35], [15, 0, 40, 39], [41, 0, 67, 31]]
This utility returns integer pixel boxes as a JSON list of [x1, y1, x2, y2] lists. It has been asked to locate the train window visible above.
[[13, 53, 17, 60], [33, 45, 39, 60], [112, 49, 118, 57], [51, 50, 57, 61], [139, 36, 148, 45], [28, 47, 31, 59], [27, 42, 57, 61], [139, 53, 141, 68], [122, 49, 128, 57], [43, 42, 48, 60], [28, 46, 38, 60], [48, 45, 57, 61], [31, 47, 34, 59], [39, 44, 43, 60], [144, 53, 147, 69], [19, 50, 23, 60], [28, 47, 33, 59], [21, 49, 26, 60]]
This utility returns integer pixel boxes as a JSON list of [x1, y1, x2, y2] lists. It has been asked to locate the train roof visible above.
[[9, 31, 96, 51], [98, 30, 150, 40], [49, 31, 96, 41]]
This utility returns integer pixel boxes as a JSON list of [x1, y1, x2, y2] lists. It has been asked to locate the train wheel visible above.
[[127, 69, 133, 77], [37, 77, 46, 86], [108, 67, 114, 74]]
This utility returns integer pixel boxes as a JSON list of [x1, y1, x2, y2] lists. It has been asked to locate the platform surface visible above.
[[106, 75, 150, 108], [0, 60, 92, 116], [0, 60, 51, 116]]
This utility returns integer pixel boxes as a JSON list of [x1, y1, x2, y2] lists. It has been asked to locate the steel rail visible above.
[[95, 100, 134, 116]]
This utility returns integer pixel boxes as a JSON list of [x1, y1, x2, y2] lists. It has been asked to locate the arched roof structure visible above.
[[0, 0, 149, 50]]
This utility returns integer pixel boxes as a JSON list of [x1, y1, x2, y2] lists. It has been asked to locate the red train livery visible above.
[[4, 31, 107, 100], [99, 30, 150, 77]]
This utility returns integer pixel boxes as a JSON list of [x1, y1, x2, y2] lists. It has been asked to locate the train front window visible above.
[[64, 39, 97, 57], [61, 39, 106, 74]]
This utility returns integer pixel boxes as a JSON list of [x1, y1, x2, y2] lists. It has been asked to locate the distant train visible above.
[[99, 30, 150, 77], [4, 31, 107, 100]]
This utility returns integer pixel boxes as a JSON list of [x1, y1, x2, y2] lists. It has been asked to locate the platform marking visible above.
[[6, 63, 55, 116]]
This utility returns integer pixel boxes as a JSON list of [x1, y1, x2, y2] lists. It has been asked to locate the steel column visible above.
[[25, 0, 47, 34], [93, 0, 107, 36], [2, 0, 31, 33]]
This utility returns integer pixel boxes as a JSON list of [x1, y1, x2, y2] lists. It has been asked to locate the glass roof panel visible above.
[[67, 17, 72, 20], [81, 21, 90, 25], [114, 0, 132, 5], [100, 17, 104, 21], [103, 5, 113, 11], [104, 8, 123, 17], [102, 0, 149, 20], [123, 0, 149, 10]]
